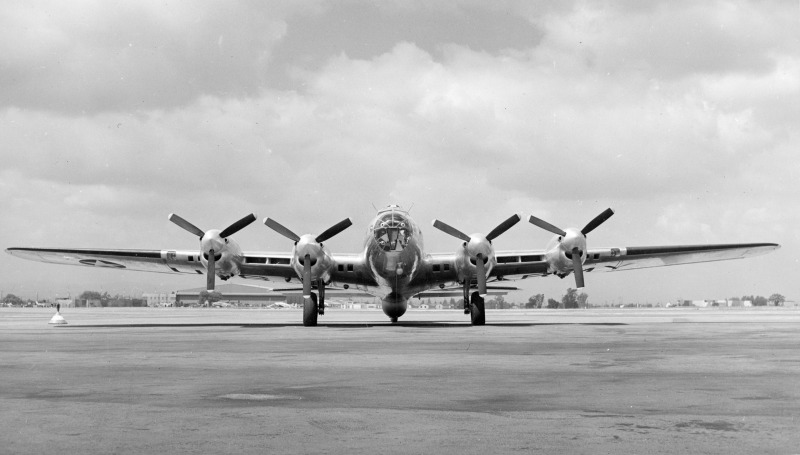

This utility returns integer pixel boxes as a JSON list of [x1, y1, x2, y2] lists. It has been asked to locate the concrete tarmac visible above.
[[1, 307, 799, 454]]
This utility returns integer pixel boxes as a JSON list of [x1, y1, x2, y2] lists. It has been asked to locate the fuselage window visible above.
[[443, 263, 450, 271], [347, 264, 354, 272], [433, 264, 441, 272]]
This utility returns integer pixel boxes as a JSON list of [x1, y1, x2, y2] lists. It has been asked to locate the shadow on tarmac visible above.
[[58, 322, 628, 329]]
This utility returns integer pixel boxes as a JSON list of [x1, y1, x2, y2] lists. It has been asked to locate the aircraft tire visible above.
[[470, 292, 485, 326], [303, 293, 318, 327]]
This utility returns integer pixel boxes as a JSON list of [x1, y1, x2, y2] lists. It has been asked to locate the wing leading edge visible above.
[[6, 247, 295, 281], [582, 243, 780, 273], [487, 242, 778, 280], [6, 242, 779, 286]]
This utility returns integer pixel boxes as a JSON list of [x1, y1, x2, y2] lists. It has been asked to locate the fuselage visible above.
[[363, 205, 425, 319]]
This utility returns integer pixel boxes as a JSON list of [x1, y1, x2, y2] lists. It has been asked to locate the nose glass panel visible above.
[[373, 213, 412, 251]]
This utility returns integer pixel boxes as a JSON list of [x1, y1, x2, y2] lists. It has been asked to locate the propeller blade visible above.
[[486, 214, 522, 241], [169, 214, 205, 238], [220, 213, 257, 238], [315, 218, 353, 243], [571, 247, 585, 288], [528, 215, 567, 237], [581, 208, 615, 236], [302, 254, 312, 298], [432, 220, 472, 243], [264, 218, 301, 242], [206, 249, 216, 292], [476, 254, 487, 297]]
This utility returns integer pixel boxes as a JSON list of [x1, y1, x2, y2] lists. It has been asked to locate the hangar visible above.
[[175, 283, 287, 307]]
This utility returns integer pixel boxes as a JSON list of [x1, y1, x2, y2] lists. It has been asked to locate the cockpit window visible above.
[[373, 212, 411, 251]]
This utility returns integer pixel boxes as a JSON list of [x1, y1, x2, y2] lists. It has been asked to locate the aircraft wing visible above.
[[5, 247, 297, 282], [5, 247, 379, 287], [488, 242, 778, 280], [6, 247, 179, 273], [492, 251, 550, 279], [6, 242, 778, 287], [581, 243, 779, 272]]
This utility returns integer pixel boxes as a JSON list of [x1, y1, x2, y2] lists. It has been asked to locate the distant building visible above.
[[174, 283, 287, 307], [143, 292, 176, 307], [55, 298, 74, 308], [75, 298, 102, 307]]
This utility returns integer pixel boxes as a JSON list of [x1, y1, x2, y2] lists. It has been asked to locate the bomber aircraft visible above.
[[6, 205, 779, 325]]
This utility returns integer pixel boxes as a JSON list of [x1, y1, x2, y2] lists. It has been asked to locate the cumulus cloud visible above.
[[0, 0, 795, 301], [0, 0, 296, 112]]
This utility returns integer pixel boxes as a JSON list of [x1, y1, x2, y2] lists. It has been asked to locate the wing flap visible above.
[[492, 250, 550, 279]]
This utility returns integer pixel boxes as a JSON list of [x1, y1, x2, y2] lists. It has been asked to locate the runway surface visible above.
[[2, 307, 799, 454]]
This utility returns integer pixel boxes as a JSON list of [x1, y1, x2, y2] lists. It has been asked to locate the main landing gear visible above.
[[303, 293, 318, 326], [303, 287, 327, 327], [469, 291, 485, 326], [463, 281, 486, 326]]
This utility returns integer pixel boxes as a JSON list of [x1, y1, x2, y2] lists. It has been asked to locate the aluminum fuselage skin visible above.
[[363, 207, 425, 319]]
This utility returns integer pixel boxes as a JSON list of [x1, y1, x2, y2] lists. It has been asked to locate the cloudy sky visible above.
[[1, 0, 796, 304]]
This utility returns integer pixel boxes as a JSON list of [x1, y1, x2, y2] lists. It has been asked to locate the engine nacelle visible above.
[[544, 227, 587, 276]]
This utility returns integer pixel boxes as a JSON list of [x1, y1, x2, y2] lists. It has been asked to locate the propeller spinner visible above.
[[168, 213, 257, 293], [432, 214, 521, 297], [528, 208, 614, 288]]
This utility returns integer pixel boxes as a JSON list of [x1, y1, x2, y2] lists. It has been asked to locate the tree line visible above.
[[520, 288, 589, 309], [736, 294, 785, 306]]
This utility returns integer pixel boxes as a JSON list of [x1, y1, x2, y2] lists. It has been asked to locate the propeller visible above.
[[264, 218, 353, 244], [571, 247, 584, 288], [581, 208, 615, 236], [432, 214, 521, 297], [527, 208, 614, 288], [169, 213, 257, 293], [302, 254, 312, 298], [264, 217, 353, 298]]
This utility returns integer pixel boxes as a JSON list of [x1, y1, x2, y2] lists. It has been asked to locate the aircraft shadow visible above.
[[60, 322, 628, 329]]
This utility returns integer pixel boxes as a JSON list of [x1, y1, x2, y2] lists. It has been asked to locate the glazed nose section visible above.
[[374, 214, 411, 251]]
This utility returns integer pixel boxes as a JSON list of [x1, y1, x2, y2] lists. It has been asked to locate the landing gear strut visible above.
[[470, 291, 485, 326], [303, 293, 318, 327], [463, 280, 471, 314], [318, 282, 326, 315]]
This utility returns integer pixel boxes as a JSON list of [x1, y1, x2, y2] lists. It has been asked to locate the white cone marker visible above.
[[49, 303, 67, 325]]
